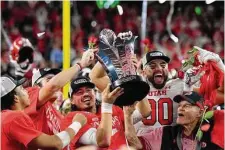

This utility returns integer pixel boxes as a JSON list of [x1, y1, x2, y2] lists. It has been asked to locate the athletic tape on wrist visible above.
[[68, 122, 82, 135], [56, 131, 70, 148], [101, 102, 113, 113]]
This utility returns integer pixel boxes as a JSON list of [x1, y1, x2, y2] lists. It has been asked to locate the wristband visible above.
[[76, 63, 83, 71], [56, 131, 70, 148], [101, 102, 113, 114], [68, 121, 82, 134]]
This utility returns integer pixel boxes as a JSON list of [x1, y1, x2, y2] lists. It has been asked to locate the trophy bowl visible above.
[[111, 75, 149, 106]]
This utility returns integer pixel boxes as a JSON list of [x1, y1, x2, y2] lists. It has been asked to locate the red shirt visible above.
[[25, 87, 63, 135], [1, 110, 42, 150], [61, 105, 126, 150]]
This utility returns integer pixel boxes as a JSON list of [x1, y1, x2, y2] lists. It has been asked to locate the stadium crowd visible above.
[[1, 1, 224, 71]]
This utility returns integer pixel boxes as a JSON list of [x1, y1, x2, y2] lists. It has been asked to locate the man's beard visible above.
[[71, 104, 95, 113], [147, 74, 168, 89]]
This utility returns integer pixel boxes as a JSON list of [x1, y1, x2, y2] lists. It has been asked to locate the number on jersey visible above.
[[142, 98, 173, 125]]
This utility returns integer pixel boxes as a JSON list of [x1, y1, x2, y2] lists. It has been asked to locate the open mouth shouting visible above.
[[154, 73, 164, 84]]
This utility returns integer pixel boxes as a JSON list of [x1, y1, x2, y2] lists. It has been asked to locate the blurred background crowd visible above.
[[1, 1, 224, 75]]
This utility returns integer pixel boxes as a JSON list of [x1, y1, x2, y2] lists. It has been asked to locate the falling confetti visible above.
[[37, 32, 45, 38]]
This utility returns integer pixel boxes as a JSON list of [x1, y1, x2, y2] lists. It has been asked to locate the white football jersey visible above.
[[135, 78, 184, 135]]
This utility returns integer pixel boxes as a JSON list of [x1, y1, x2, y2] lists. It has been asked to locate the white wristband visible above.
[[68, 121, 82, 135], [56, 131, 70, 148], [101, 102, 113, 113]]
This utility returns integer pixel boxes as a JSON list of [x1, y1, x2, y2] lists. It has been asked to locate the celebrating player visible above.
[[1, 76, 87, 150], [61, 76, 125, 149], [18, 47, 98, 136], [135, 48, 224, 135]]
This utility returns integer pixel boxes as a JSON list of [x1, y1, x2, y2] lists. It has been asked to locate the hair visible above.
[[1, 90, 17, 110]]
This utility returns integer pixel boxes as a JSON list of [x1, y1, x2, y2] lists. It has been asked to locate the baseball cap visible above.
[[173, 92, 204, 109], [69, 76, 95, 97], [1, 76, 26, 97], [32, 68, 61, 86], [142, 50, 170, 66]]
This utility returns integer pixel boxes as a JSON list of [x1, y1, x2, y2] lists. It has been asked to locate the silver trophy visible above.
[[96, 29, 149, 106]]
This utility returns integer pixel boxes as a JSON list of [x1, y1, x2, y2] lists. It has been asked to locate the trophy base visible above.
[[111, 75, 150, 106]]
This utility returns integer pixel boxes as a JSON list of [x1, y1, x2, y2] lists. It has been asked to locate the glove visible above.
[[194, 46, 225, 72], [183, 67, 205, 93]]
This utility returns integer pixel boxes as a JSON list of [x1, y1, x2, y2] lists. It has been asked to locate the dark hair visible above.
[[1, 90, 16, 110]]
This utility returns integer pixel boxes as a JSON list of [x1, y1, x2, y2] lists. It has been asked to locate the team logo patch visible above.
[[44, 68, 51, 71], [74, 79, 88, 84], [150, 52, 163, 56]]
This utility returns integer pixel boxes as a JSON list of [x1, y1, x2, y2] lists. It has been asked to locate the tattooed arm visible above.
[[123, 105, 143, 149]]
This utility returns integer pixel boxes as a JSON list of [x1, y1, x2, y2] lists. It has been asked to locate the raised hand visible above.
[[102, 84, 124, 104], [80, 48, 99, 68], [72, 113, 87, 127]]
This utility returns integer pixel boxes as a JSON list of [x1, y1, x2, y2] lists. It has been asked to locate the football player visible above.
[[61, 76, 125, 149]]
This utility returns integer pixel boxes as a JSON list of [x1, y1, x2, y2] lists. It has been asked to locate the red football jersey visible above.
[[25, 87, 63, 135], [60, 105, 126, 150], [1, 110, 42, 150]]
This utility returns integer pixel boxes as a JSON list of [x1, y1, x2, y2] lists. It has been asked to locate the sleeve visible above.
[[138, 127, 163, 150], [113, 105, 124, 123], [9, 113, 42, 147], [24, 87, 40, 115], [78, 128, 97, 145]]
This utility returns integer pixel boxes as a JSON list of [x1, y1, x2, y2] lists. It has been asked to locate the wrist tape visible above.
[[56, 122, 82, 148], [68, 121, 82, 134], [101, 102, 113, 113], [56, 131, 70, 148]]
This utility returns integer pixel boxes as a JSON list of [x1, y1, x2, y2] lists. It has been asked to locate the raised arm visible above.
[[38, 48, 98, 107], [28, 113, 87, 149], [123, 105, 143, 149], [89, 62, 110, 92], [135, 97, 151, 120], [96, 84, 124, 147], [90, 55, 151, 119]]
